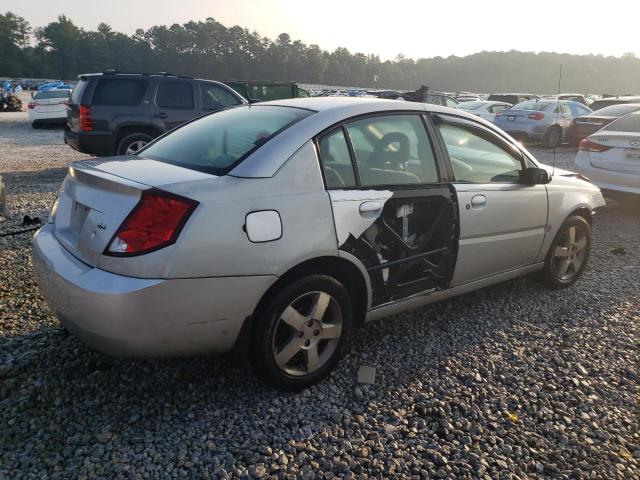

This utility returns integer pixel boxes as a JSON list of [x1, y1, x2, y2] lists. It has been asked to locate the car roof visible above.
[[231, 97, 516, 178]]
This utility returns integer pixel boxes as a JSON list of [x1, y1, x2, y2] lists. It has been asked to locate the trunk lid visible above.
[[53, 158, 215, 267], [589, 131, 640, 174], [496, 109, 542, 123]]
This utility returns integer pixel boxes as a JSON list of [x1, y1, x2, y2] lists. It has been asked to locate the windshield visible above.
[[602, 112, 640, 133], [457, 101, 484, 110], [513, 100, 551, 111], [591, 104, 640, 117], [140, 105, 313, 174]]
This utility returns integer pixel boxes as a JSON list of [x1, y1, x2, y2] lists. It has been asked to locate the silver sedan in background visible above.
[[33, 98, 605, 390], [494, 99, 592, 148]]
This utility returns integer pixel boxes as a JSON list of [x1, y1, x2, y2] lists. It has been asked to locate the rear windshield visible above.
[[92, 78, 148, 106], [34, 90, 70, 100], [457, 101, 483, 110], [140, 105, 314, 174], [602, 112, 640, 133], [591, 104, 640, 117], [513, 101, 551, 111], [70, 80, 88, 104]]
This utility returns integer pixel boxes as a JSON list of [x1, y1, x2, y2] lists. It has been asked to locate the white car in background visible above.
[[456, 100, 512, 122], [27, 89, 71, 128], [575, 111, 640, 196]]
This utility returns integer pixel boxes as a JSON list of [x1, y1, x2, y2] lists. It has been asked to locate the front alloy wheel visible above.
[[542, 215, 591, 288], [251, 275, 353, 390]]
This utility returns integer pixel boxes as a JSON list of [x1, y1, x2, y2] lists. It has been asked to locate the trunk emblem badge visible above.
[[629, 140, 640, 148], [97, 222, 107, 230]]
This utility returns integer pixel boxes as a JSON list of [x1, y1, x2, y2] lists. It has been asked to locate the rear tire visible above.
[[542, 126, 562, 149], [251, 274, 353, 391], [541, 215, 591, 289], [31, 121, 41, 129], [116, 133, 153, 156]]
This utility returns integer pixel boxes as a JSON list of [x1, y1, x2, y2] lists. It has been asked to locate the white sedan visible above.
[[27, 89, 71, 128], [456, 100, 512, 122], [575, 111, 640, 196]]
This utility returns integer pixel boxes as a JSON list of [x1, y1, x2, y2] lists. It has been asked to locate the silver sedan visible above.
[[33, 98, 605, 390]]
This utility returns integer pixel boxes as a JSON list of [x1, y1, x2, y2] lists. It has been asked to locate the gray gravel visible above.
[[1, 114, 639, 479]]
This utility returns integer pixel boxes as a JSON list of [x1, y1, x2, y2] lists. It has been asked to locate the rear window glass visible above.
[[603, 113, 640, 133], [457, 101, 483, 110], [140, 105, 313, 174], [92, 78, 148, 106], [513, 101, 550, 111], [34, 89, 70, 100], [156, 81, 194, 109], [70, 80, 88, 104], [591, 104, 640, 117]]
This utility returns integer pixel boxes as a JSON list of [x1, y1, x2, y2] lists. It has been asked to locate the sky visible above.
[[1, 0, 638, 60]]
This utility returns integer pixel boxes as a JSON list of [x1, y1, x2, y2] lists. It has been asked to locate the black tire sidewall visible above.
[[542, 215, 591, 289], [251, 275, 353, 391], [117, 133, 153, 156], [544, 127, 562, 149]]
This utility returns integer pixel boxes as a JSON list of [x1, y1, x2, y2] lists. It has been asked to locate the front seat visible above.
[[368, 132, 411, 170]]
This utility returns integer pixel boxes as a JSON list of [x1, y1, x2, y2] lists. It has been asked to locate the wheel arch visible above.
[[254, 254, 371, 326], [568, 206, 592, 225], [115, 124, 162, 144]]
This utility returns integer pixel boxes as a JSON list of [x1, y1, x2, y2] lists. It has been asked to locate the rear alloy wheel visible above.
[[117, 133, 153, 156], [543, 126, 562, 149], [541, 215, 591, 288], [251, 275, 353, 390]]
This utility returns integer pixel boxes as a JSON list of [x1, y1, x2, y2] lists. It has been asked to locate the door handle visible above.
[[359, 201, 382, 214], [470, 194, 487, 208], [153, 112, 168, 119]]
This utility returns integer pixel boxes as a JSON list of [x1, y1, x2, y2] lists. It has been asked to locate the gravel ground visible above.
[[1, 111, 639, 479]]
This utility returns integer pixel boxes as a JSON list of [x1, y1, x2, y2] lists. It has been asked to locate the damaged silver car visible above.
[[33, 98, 605, 390]]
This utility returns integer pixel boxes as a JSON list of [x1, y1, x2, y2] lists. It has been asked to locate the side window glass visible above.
[[92, 79, 147, 106], [156, 81, 194, 109], [437, 122, 523, 183], [201, 84, 240, 111], [492, 105, 507, 113], [318, 129, 357, 188], [445, 97, 457, 107], [346, 115, 439, 186]]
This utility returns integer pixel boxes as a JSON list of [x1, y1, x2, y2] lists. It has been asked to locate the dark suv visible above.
[[64, 72, 247, 156]]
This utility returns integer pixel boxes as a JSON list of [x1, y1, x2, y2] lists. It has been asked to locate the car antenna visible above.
[[552, 64, 563, 177]]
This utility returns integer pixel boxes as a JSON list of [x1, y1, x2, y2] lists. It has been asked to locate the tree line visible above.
[[2, 12, 640, 94]]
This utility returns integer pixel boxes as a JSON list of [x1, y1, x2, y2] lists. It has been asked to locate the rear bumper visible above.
[[575, 152, 640, 195], [64, 129, 115, 156], [495, 123, 547, 141], [33, 224, 277, 357]]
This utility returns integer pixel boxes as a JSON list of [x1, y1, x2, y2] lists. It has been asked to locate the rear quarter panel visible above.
[[97, 141, 340, 279]]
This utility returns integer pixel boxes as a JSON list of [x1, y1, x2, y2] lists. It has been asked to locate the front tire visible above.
[[251, 275, 353, 391], [117, 133, 153, 156], [541, 215, 591, 289]]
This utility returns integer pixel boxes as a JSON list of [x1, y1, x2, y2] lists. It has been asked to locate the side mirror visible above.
[[520, 167, 550, 185]]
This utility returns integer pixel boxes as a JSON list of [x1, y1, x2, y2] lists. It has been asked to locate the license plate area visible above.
[[70, 201, 90, 235], [507, 115, 516, 121]]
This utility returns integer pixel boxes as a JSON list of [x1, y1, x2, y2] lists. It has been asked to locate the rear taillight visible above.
[[105, 190, 198, 257], [27, 102, 35, 110], [79, 104, 93, 131], [578, 138, 611, 153], [528, 112, 545, 120]]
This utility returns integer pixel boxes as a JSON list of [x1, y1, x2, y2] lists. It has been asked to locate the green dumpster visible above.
[[225, 81, 306, 101]]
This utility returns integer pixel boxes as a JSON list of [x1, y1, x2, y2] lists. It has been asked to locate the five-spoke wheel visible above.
[[542, 215, 591, 288], [251, 275, 353, 390]]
